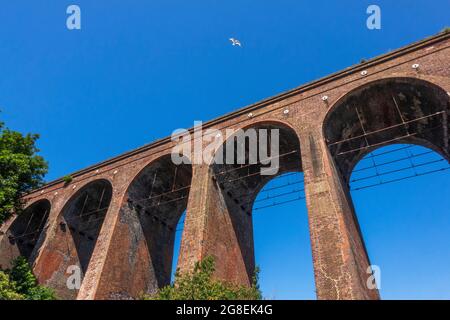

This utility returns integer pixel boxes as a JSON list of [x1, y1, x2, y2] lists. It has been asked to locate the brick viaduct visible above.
[[0, 32, 449, 300]]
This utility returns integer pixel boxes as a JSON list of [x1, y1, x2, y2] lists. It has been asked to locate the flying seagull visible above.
[[229, 38, 242, 47]]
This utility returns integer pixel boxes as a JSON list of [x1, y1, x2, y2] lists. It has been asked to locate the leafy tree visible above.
[[0, 256, 56, 300], [9, 256, 39, 295], [0, 120, 48, 225], [0, 271, 24, 300], [144, 256, 262, 300]]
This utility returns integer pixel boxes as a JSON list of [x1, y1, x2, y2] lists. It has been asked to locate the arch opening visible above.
[[349, 143, 450, 298], [59, 179, 113, 273], [170, 210, 186, 283], [324, 78, 450, 299], [211, 121, 315, 298], [124, 154, 192, 290], [0, 199, 51, 268], [34, 179, 113, 300], [252, 171, 314, 299]]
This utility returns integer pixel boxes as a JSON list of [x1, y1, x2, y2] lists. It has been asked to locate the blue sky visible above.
[[1, 1, 449, 299]]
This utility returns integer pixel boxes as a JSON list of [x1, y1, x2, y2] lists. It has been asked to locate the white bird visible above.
[[229, 38, 242, 47]]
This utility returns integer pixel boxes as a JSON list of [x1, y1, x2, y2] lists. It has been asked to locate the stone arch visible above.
[[116, 153, 192, 297], [323, 77, 450, 182], [209, 120, 303, 283], [0, 199, 51, 269], [36, 179, 113, 299], [60, 179, 113, 273], [320, 77, 450, 298]]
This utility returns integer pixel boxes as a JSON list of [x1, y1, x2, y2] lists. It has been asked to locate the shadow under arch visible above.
[[120, 153, 192, 295], [35, 179, 113, 299], [60, 179, 113, 273], [323, 77, 450, 182], [210, 120, 304, 285], [0, 199, 51, 269]]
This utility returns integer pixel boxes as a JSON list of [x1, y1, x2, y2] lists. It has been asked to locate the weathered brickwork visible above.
[[0, 32, 448, 300]]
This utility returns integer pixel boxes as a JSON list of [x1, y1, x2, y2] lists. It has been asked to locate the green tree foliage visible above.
[[145, 256, 262, 300], [0, 120, 48, 225], [0, 272, 23, 300], [0, 256, 56, 300]]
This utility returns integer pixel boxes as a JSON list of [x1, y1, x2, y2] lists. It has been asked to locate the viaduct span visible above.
[[0, 32, 449, 300]]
